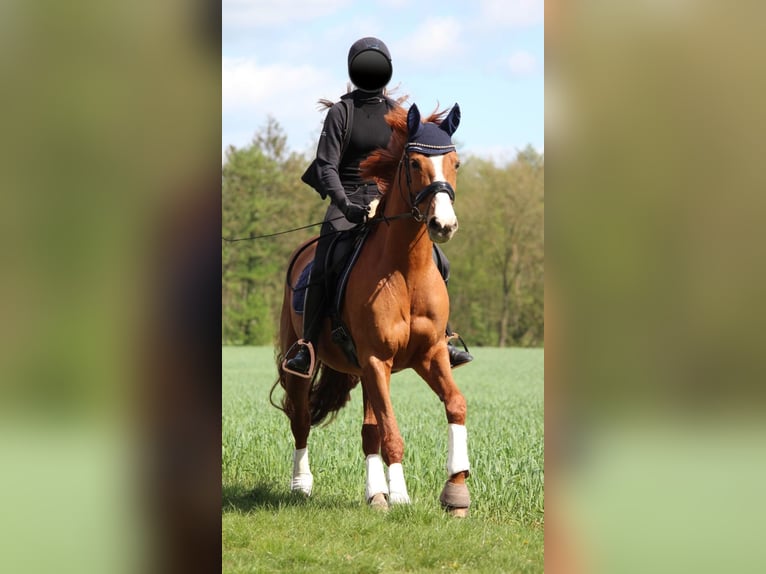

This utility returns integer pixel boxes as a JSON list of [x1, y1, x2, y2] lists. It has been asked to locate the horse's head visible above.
[[403, 103, 461, 243]]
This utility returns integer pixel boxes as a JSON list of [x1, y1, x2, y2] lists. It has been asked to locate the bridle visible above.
[[398, 145, 457, 223]]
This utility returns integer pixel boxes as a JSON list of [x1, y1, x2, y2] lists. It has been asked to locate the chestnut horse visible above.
[[271, 102, 471, 515]]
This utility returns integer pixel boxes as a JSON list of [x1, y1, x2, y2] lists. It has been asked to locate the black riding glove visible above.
[[343, 200, 368, 224]]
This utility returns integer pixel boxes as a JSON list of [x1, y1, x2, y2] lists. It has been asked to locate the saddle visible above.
[[292, 227, 449, 368], [292, 226, 371, 367]]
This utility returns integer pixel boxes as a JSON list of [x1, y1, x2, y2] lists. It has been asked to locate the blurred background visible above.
[[546, 1, 766, 572], [2, 0, 766, 572], [0, 0, 220, 572]]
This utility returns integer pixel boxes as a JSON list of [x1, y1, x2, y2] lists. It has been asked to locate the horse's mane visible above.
[[360, 105, 451, 195]]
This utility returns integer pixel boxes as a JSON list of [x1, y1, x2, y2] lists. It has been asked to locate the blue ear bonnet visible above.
[[406, 103, 461, 156]]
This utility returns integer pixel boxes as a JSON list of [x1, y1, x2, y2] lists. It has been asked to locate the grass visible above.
[[223, 346, 544, 573]]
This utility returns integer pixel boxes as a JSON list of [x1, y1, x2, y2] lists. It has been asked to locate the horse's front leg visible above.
[[361, 383, 388, 509], [362, 357, 411, 505], [415, 345, 471, 516]]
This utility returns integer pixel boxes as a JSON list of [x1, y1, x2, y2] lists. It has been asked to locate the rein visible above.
[[222, 215, 346, 242], [225, 147, 456, 273], [222, 173, 441, 244], [222, 208, 416, 245], [223, 140, 456, 244]]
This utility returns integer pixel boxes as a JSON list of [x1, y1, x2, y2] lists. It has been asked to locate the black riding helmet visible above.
[[347, 37, 392, 92]]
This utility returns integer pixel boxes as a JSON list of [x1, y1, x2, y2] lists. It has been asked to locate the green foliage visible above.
[[222, 119, 544, 347], [222, 118, 325, 344], [444, 145, 544, 347], [223, 346, 544, 573]]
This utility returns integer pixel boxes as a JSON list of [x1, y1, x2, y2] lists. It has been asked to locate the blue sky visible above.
[[223, 0, 543, 163]]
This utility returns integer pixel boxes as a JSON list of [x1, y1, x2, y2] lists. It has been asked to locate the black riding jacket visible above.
[[316, 89, 393, 229]]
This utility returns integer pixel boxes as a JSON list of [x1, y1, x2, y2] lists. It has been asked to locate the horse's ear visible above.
[[407, 104, 423, 140], [440, 103, 461, 136]]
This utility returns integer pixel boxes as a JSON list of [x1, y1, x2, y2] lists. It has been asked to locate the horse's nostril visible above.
[[428, 219, 442, 232]]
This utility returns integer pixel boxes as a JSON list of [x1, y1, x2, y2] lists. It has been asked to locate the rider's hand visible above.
[[343, 201, 368, 224]]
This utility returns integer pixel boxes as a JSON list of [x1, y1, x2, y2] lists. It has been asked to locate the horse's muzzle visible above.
[[427, 190, 458, 243], [428, 216, 458, 243]]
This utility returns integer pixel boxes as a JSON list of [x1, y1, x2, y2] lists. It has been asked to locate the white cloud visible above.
[[223, 57, 328, 110], [376, 0, 409, 7], [479, 0, 543, 28], [223, 0, 352, 29], [507, 50, 538, 75], [219, 4, 543, 160], [222, 56, 349, 152], [394, 17, 463, 63]]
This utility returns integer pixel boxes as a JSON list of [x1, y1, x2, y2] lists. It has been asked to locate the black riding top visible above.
[[316, 90, 392, 212], [340, 93, 392, 189]]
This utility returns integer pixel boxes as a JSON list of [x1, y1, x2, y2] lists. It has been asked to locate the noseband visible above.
[[400, 149, 456, 222]]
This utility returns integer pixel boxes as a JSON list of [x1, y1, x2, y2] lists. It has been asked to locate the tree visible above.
[[222, 117, 545, 348], [222, 118, 323, 344], [447, 146, 544, 346]]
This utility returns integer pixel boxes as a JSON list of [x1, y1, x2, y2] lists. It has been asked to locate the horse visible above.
[[271, 101, 471, 515]]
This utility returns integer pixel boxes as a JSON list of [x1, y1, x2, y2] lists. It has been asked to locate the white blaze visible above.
[[431, 153, 447, 181], [428, 155, 458, 231]]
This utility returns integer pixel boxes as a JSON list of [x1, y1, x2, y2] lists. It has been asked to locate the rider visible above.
[[285, 36, 473, 376]]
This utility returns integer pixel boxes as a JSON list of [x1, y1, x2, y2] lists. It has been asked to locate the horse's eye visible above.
[[410, 159, 421, 170], [455, 162, 461, 170]]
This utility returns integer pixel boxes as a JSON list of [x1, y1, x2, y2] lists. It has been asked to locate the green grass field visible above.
[[223, 346, 544, 573]]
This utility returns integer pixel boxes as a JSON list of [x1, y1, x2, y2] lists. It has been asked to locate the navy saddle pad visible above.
[[292, 261, 313, 314]]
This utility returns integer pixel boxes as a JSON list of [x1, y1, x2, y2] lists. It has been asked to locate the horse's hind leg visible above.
[[361, 384, 388, 509], [414, 350, 471, 516], [283, 369, 314, 495], [277, 294, 314, 496]]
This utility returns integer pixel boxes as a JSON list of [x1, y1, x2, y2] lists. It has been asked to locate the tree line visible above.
[[222, 117, 543, 347]]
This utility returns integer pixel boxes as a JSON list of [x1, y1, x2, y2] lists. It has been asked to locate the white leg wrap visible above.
[[447, 424, 470, 477], [290, 447, 313, 495], [365, 454, 389, 501], [387, 463, 411, 505]]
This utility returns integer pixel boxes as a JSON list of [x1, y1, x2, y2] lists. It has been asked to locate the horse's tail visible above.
[[309, 365, 359, 426], [269, 349, 296, 417], [270, 351, 358, 427]]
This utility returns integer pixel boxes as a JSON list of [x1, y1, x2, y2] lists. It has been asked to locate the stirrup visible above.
[[282, 339, 316, 379], [447, 331, 470, 353], [447, 332, 473, 369]]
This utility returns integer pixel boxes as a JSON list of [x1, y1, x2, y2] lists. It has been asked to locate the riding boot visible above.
[[285, 276, 325, 376], [446, 323, 473, 369]]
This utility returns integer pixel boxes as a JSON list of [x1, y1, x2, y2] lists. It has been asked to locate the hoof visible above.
[[447, 506, 470, 518], [290, 473, 313, 496], [439, 480, 470, 516], [368, 492, 389, 511], [290, 486, 312, 497]]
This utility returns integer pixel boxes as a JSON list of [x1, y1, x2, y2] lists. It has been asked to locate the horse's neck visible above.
[[376, 183, 433, 273]]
